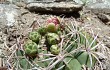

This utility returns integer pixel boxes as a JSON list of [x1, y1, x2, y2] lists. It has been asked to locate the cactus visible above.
[[46, 33, 60, 45], [47, 17, 60, 25], [64, 56, 81, 70], [75, 52, 96, 68], [38, 27, 47, 36], [46, 23, 57, 33], [46, 17, 60, 33], [29, 31, 41, 43], [14, 18, 99, 70], [64, 30, 97, 69], [79, 31, 97, 48], [50, 45, 60, 55], [75, 31, 97, 67], [24, 40, 38, 56]]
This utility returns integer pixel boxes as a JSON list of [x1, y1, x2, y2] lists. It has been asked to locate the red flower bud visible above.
[[47, 17, 60, 25]]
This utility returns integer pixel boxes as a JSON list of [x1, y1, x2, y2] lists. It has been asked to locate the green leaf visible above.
[[64, 56, 81, 70], [19, 59, 31, 69]]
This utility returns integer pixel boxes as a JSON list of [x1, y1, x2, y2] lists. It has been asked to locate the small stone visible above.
[[97, 13, 110, 23], [26, 2, 83, 13]]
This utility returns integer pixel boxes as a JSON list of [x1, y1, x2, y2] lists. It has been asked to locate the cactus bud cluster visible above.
[[50, 45, 60, 55], [47, 17, 60, 33], [38, 27, 47, 36], [46, 33, 60, 45], [24, 17, 61, 57], [29, 31, 41, 44], [45, 17, 61, 55], [47, 17, 60, 25]]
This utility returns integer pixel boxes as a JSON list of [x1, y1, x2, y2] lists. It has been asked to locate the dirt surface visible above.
[[0, 6, 110, 69]]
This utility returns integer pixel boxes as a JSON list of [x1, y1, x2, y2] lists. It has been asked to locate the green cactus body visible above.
[[29, 31, 41, 43], [64, 56, 81, 70], [46, 33, 60, 45], [75, 52, 88, 65], [79, 31, 97, 48], [65, 30, 97, 68], [38, 27, 47, 36], [50, 45, 60, 55], [24, 41, 38, 56], [75, 52, 96, 68]]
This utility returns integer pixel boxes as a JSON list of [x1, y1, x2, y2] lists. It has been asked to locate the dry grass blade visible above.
[[7, 49, 16, 62], [93, 52, 107, 59], [91, 42, 102, 51], [65, 24, 72, 32], [64, 38, 78, 52], [36, 20, 41, 27], [37, 57, 56, 62], [88, 33, 99, 48], [60, 38, 64, 54], [91, 53, 103, 70], [48, 57, 57, 67], [4, 40, 10, 51], [65, 46, 83, 56], [56, 65, 65, 70], [46, 55, 64, 70], [39, 53, 55, 56]]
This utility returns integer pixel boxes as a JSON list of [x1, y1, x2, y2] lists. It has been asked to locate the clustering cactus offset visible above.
[[46, 23, 57, 33], [24, 40, 38, 56], [46, 17, 60, 33], [29, 31, 41, 43], [38, 27, 47, 36], [50, 45, 60, 55], [46, 33, 60, 45]]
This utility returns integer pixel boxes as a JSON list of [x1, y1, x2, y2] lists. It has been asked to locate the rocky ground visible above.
[[0, 0, 110, 70]]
